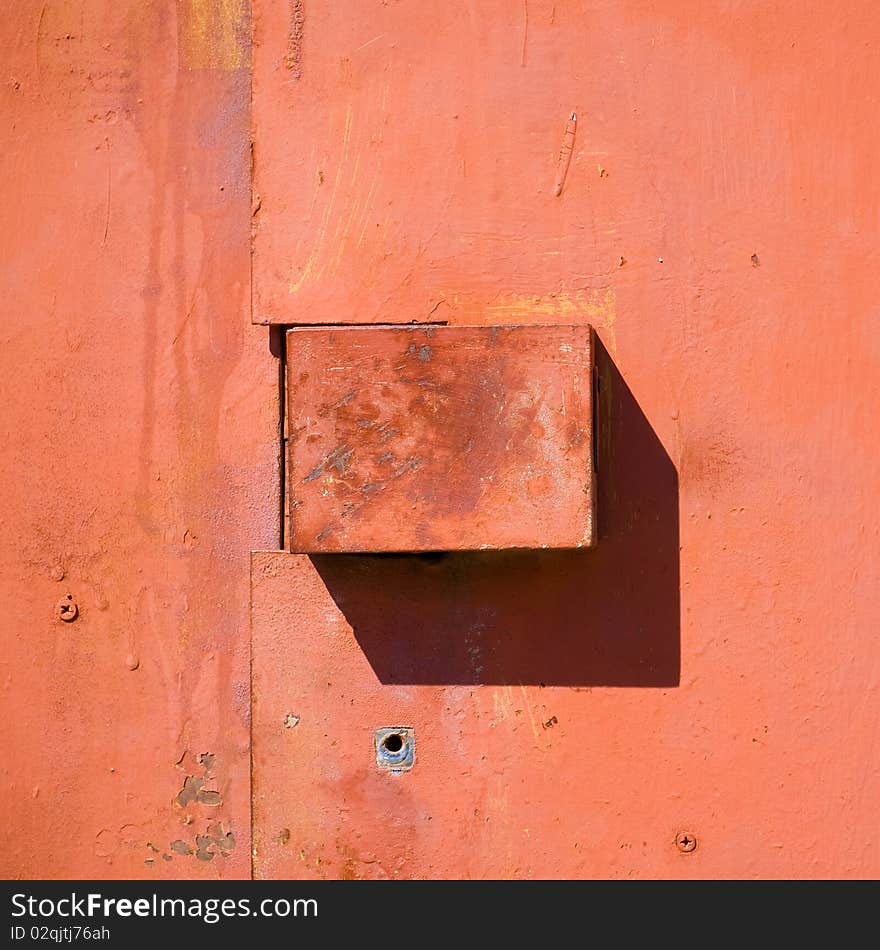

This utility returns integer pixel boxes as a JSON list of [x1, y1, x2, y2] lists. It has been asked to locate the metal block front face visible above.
[[286, 325, 595, 553]]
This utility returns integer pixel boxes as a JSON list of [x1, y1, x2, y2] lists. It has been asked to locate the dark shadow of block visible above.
[[310, 339, 679, 687]]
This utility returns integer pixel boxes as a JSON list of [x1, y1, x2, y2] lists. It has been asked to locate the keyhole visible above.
[[375, 727, 415, 771], [382, 733, 404, 754]]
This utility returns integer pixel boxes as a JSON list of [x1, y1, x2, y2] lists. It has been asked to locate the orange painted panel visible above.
[[287, 325, 595, 552], [0, 2, 275, 879], [251, 549, 682, 880], [253, 0, 632, 327]]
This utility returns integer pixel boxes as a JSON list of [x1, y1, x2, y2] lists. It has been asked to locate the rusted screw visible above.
[[675, 832, 697, 853], [57, 594, 78, 623]]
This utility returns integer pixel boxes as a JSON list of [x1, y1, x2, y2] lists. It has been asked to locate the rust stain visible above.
[[483, 289, 617, 353], [178, 0, 247, 71]]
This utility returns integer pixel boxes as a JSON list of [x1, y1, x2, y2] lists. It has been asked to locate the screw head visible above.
[[675, 832, 697, 853], [57, 595, 78, 623]]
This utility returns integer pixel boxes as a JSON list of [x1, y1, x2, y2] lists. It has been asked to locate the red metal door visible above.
[[3, 0, 879, 880]]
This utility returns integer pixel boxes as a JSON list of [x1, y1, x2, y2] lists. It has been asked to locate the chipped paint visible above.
[[175, 752, 223, 807]]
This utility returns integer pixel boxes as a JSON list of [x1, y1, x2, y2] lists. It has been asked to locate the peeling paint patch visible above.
[[177, 775, 204, 807], [156, 824, 236, 865], [195, 835, 215, 861], [175, 751, 223, 807], [194, 823, 236, 861]]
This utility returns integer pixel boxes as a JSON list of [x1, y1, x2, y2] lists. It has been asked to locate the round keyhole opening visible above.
[[382, 733, 404, 754]]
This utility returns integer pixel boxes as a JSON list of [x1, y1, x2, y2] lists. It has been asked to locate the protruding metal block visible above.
[[287, 325, 595, 552]]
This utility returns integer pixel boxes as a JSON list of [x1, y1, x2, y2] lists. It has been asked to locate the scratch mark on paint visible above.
[[355, 33, 385, 54], [427, 297, 448, 318], [102, 137, 111, 246], [35, 4, 47, 101], [330, 142, 363, 274], [492, 686, 515, 726], [291, 105, 353, 293], [518, 684, 541, 739], [521, 0, 529, 67], [554, 112, 577, 197], [356, 167, 380, 247]]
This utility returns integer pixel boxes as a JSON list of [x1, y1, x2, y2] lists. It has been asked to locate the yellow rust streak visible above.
[[442, 290, 616, 353], [483, 288, 617, 353], [178, 0, 247, 71]]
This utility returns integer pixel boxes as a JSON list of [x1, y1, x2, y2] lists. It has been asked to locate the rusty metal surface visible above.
[[287, 325, 594, 552], [0, 2, 275, 879]]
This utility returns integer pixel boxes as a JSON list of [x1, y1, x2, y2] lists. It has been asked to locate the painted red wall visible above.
[[0, 1, 274, 878], [3, 0, 879, 879]]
